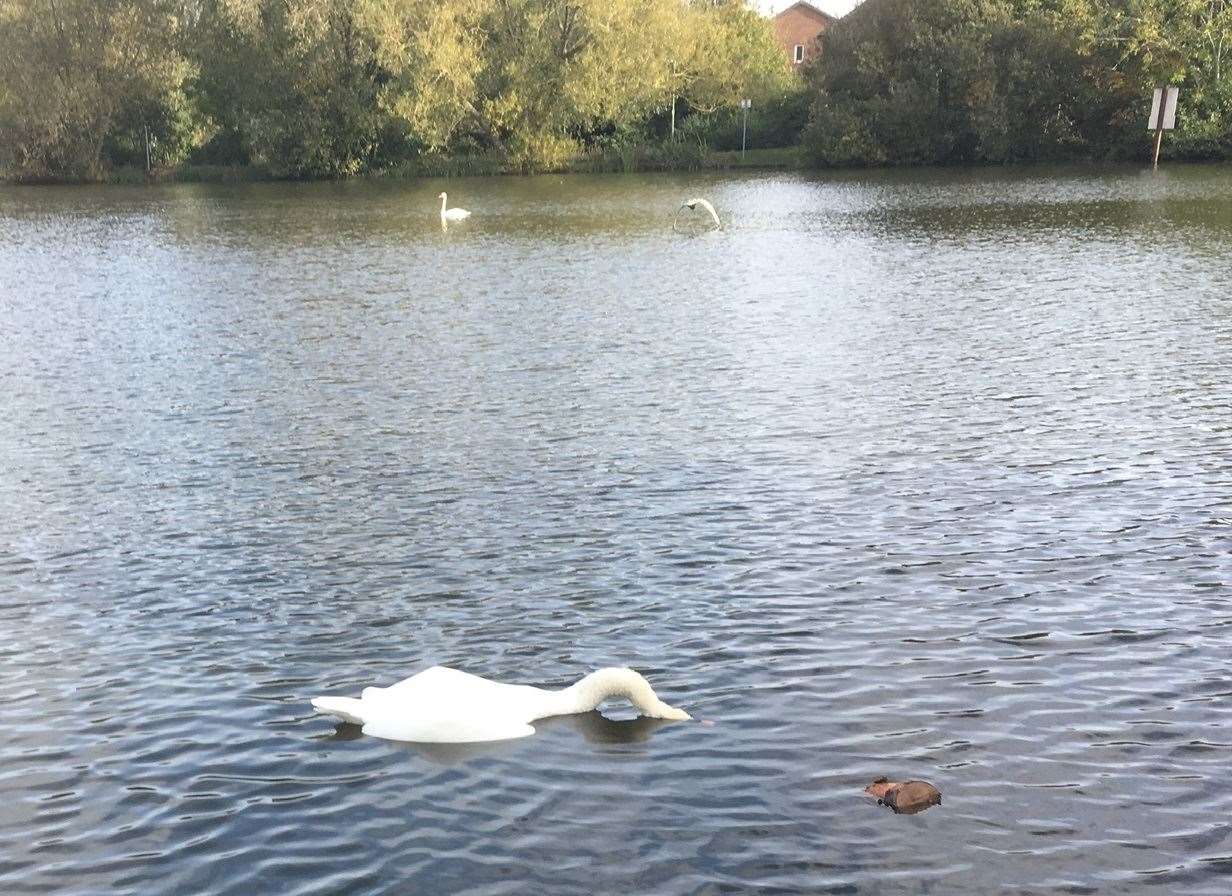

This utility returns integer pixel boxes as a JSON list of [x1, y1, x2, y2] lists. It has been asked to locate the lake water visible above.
[[1, 166, 1230, 895]]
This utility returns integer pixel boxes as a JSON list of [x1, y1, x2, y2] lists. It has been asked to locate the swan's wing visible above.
[[381, 666, 522, 702], [356, 667, 552, 742], [378, 665, 551, 712]]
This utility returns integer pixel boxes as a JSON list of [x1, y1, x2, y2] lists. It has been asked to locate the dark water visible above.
[[1, 166, 1230, 895]]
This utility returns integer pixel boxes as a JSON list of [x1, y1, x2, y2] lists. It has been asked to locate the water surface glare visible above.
[[1, 167, 1231, 895]]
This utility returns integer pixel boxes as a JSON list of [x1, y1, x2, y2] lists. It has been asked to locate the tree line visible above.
[[0, 0, 791, 179], [2, 0, 1230, 180], [804, 0, 1232, 164]]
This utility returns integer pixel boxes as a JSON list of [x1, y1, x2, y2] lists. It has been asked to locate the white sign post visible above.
[[740, 99, 751, 159], [1148, 86, 1179, 170]]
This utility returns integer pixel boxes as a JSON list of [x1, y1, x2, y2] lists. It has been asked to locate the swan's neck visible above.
[[555, 668, 690, 720], [439, 195, 448, 214]]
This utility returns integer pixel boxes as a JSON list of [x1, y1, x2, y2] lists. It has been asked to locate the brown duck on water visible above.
[[864, 777, 942, 815]]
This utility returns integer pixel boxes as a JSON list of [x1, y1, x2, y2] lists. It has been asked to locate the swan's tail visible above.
[[311, 696, 367, 726]]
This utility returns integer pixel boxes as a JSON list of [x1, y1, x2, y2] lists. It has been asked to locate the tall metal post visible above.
[[740, 99, 750, 160], [144, 124, 151, 175]]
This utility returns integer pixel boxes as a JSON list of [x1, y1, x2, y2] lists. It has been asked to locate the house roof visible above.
[[773, 1, 838, 23]]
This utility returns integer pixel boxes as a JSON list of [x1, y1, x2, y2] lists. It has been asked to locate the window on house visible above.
[[794, 44, 804, 64]]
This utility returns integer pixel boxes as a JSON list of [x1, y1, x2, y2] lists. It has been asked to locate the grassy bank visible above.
[[2, 144, 806, 185], [704, 147, 803, 169]]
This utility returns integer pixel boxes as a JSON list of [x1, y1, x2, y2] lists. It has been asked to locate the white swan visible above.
[[438, 192, 471, 222], [677, 197, 721, 230], [311, 666, 690, 743]]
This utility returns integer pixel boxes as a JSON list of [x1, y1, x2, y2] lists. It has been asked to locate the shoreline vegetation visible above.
[[9, 148, 1230, 189], [2, 0, 1230, 185], [12, 151, 1232, 188], [2, 146, 808, 186]]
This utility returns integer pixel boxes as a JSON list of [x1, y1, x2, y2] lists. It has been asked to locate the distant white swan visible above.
[[312, 666, 690, 743], [676, 197, 721, 230], [438, 192, 471, 222]]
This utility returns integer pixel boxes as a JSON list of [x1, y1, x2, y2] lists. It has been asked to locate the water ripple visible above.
[[0, 166, 1230, 894]]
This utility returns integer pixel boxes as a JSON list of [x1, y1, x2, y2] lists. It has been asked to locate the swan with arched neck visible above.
[[311, 666, 690, 743], [678, 197, 721, 229]]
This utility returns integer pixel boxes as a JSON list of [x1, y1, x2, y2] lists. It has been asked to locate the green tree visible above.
[[802, 0, 1162, 165], [0, 0, 189, 178], [3, 0, 804, 178], [191, 0, 393, 177], [649, 0, 792, 138]]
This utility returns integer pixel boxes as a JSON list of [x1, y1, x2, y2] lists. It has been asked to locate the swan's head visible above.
[[437, 192, 447, 200], [653, 703, 692, 721]]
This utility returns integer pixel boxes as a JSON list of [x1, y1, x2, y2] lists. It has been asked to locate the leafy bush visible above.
[[679, 90, 810, 151], [802, 0, 1230, 166]]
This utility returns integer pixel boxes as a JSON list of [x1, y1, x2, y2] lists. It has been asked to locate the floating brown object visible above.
[[864, 777, 941, 814]]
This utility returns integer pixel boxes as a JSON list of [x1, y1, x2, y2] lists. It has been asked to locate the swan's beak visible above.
[[660, 705, 692, 721]]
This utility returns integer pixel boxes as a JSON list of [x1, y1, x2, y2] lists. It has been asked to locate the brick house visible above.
[[773, 1, 836, 69]]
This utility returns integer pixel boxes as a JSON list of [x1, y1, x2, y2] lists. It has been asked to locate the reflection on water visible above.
[[0, 165, 1230, 895], [320, 712, 673, 762]]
